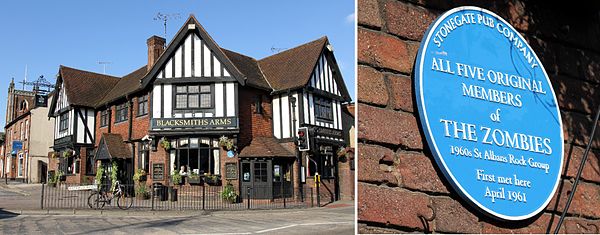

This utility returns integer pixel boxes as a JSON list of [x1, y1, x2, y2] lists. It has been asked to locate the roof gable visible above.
[[141, 15, 246, 88], [258, 37, 351, 101], [95, 133, 131, 160], [49, 66, 119, 111]]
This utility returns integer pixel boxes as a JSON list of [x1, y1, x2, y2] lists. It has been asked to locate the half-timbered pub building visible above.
[[47, 15, 352, 202]]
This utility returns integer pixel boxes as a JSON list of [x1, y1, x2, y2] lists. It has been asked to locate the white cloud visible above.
[[345, 13, 355, 24]]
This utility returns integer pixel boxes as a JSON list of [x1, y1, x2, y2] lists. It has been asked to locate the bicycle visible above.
[[88, 180, 133, 210]]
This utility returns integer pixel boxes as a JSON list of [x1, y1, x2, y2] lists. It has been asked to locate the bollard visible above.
[[247, 187, 251, 209], [316, 181, 320, 207], [311, 188, 314, 207], [40, 183, 45, 209]]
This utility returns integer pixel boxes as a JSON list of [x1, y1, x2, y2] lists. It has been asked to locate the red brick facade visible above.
[[358, 0, 600, 233], [237, 87, 273, 148]]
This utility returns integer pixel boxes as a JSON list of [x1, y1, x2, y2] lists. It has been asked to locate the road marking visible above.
[[190, 233, 251, 235], [254, 221, 353, 234]]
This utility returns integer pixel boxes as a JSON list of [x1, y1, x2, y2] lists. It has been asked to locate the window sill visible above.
[[114, 120, 128, 125]]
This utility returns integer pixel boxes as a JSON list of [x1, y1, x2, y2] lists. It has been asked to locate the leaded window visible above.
[[314, 96, 333, 121], [175, 85, 212, 110]]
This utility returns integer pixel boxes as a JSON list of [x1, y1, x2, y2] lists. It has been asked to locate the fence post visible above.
[[247, 187, 251, 209], [96, 185, 100, 210], [40, 183, 45, 209], [151, 184, 155, 211], [202, 185, 205, 210]]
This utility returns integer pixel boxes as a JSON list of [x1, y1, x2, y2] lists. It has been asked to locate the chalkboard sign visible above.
[[152, 163, 164, 181], [225, 163, 237, 179]]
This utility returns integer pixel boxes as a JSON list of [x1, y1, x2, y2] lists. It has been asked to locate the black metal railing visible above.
[[41, 183, 314, 211]]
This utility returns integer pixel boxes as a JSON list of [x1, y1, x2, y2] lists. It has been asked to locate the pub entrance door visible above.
[[272, 159, 294, 198], [240, 158, 272, 199]]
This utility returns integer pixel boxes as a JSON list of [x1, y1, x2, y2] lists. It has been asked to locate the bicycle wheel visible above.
[[88, 192, 106, 209], [117, 192, 133, 210]]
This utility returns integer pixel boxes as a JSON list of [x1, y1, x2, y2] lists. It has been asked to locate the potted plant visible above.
[[221, 181, 239, 203], [204, 174, 221, 186], [136, 184, 150, 200], [133, 169, 147, 182], [160, 137, 171, 150], [172, 171, 182, 185], [188, 171, 202, 185]]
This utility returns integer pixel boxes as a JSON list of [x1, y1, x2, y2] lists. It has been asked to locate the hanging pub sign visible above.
[[414, 6, 563, 220]]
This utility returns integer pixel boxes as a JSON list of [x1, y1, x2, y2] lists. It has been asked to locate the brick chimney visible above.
[[147, 36, 166, 71]]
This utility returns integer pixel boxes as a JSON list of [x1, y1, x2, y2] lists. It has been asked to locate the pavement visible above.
[[0, 181, 356, 234]]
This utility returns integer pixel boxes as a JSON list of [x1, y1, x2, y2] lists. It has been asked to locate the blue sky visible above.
[[0, 1, 355, 126]]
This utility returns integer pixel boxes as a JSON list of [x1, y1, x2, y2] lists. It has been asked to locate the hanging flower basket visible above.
[[63, 149, 74, 158], [218, 136, 235, 151], [160, 137, 171, 150], [51, 152, 59, 159]]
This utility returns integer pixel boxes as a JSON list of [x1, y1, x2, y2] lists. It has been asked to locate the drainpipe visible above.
[[128, 97, 134, 184]]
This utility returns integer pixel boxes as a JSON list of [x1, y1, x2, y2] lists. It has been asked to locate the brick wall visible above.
[[237, 87, 272, 149], [358, 0, 600, 233]]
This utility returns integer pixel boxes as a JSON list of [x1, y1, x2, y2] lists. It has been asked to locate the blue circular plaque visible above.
[[227, 150, 235, 158], [415, 6, 563, 220]]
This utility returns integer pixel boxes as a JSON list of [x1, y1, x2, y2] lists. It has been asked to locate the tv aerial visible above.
[[271, 47, 287, 53], [154, 12, 181, 40]]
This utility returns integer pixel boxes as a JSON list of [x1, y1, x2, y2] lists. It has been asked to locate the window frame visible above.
[[138, 142, 150, 172], [314, 96, 334, 122], [115, 103, 128, 123], [59, 112, 69, 132], [137, 95, 149, 117], [173, 84, 214, 111], [100, 109, 109, 127]]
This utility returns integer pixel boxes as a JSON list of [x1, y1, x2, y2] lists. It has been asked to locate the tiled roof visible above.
[[239, 137, 295, 158], [97, 65, 147, 107], [258, 37, 328, 91], [100, 133, 131, 159], [221, 48, 271, 90], [59, 66, 119, 107]]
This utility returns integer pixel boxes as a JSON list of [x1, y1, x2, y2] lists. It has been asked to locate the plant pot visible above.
[[188, 177, 202, 185], [138, 175, 147, 182], [48, 182, 56, 187], [204, 177, 221, 186], [136, 193, 150, 200], [59, 175, 66, 181]]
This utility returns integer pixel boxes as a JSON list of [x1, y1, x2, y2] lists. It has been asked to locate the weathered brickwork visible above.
[[358, 0, 600, 233]]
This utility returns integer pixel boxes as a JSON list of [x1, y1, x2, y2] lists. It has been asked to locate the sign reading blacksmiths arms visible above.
[[414, 6, 563, 220], [151, 117, 237, 129]]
